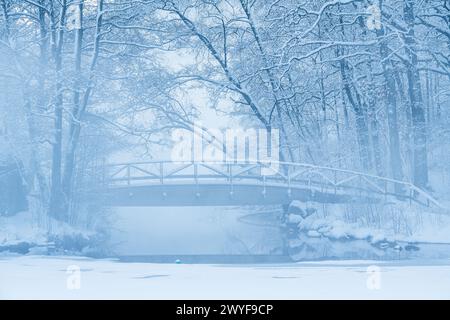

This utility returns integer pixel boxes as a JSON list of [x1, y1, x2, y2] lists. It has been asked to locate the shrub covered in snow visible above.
[[0, 211, 112, 257]]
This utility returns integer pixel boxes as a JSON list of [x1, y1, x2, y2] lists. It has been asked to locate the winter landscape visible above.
[[1, 0, 450, 300]]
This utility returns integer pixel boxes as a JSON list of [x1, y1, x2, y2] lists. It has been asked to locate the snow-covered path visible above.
[[1, 256, 450, 299]]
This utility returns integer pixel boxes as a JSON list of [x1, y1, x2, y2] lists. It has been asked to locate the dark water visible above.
[[288, 233, 450, 261], [115, 240, 450, 264], [118, 254, 293, 264]]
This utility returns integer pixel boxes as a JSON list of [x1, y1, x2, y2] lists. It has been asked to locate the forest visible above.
[[0, 0, 449, 243]]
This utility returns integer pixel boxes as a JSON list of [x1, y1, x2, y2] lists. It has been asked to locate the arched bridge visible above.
[[97, 160, 445, 210]]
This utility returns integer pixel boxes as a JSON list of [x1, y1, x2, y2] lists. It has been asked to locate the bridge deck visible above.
[[91, 161, 444, 210]]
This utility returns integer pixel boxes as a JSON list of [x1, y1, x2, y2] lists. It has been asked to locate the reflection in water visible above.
[[110, 206, 283, 256], [110, 206, 450, 262], [289, 233, 450, 261]]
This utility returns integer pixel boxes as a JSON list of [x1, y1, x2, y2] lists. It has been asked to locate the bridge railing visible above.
[[103, 160, 446, 211]]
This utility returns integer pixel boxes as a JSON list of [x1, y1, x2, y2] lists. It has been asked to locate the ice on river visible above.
[[1, 255, 450, 299]]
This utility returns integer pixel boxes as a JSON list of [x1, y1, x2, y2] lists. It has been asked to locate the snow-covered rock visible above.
[[307, 230, 321, 238], [287, 214, 303, 224], [287, 201, 317, 219]]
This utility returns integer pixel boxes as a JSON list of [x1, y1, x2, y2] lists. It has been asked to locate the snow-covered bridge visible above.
[[97, 161, 443, 209]]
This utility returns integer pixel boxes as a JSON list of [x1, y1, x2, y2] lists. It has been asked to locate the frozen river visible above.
[[1, 255, 450, 299]]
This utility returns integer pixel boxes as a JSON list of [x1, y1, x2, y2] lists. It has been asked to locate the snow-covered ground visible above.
[[1, 255, 450, 299]]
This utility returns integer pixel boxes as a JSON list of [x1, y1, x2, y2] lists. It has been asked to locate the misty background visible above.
[[1, 0, 450, 258]]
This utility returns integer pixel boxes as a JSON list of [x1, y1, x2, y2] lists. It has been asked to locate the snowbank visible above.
[[0, 211, 47, 247], [0, 211, 102, 256], [288, 201, 450, 244], [285, 200, 450, 260]]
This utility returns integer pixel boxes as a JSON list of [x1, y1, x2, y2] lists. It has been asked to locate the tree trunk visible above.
[[376, 21, 405, 187], [403, 0, 429, 188], [48, 1, 68, 221], [62, 2, 84, 218], [339, 58, 372, 171]]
